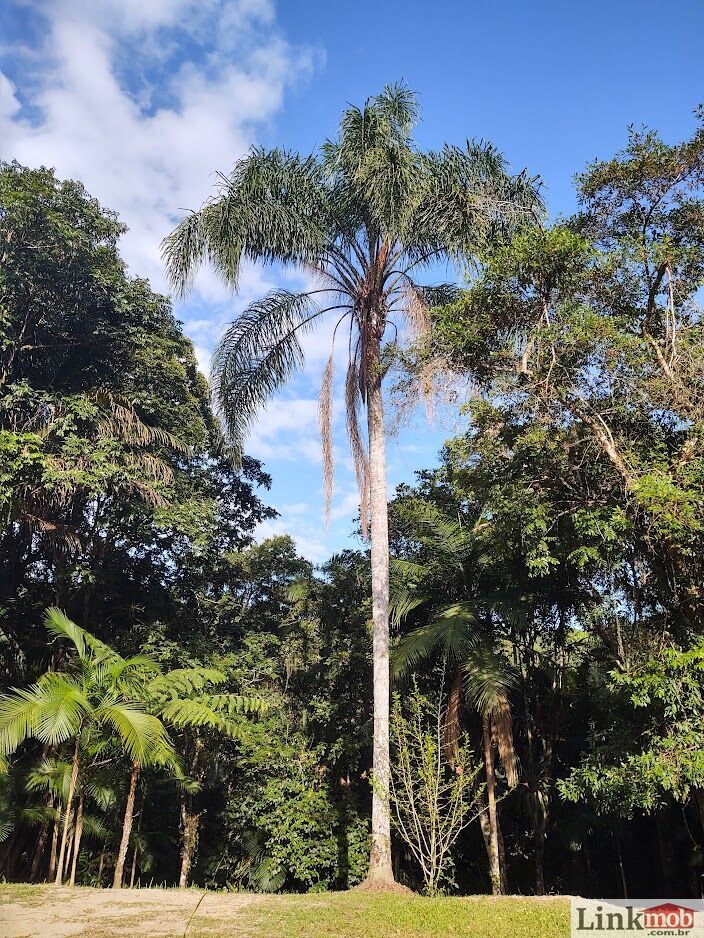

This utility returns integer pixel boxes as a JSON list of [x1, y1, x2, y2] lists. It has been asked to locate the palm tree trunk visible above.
[[63, 819, 75, 883], [69, 794, 84, 886], [179, 798, 200, 888], [48, 804, 59, 882], [364, 343, 394, 885], [113, 760, 140, 889], [55, 738, 79, 885], [129, 798, 144, 889], [129, 844, 139, 889], [482, 714, 502, 895]]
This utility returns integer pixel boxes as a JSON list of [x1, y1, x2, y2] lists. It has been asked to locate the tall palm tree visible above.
[[163, 84, 541, 883], [390, 502, 519, 894], [0, 608, 173, 885]]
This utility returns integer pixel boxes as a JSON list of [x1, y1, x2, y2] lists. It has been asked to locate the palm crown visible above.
[[163, 83, 541, 515]]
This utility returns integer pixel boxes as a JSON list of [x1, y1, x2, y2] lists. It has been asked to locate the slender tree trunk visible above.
[[179, 798, 200, 888], [497, 812, 508, 894], [483, 714, 502, 895], [129, 799, 144, 889], [364, 342, 394, 884], [69, 794, 84, 886], [534, 789, 547, 895], [63, 819, 75, 883], [97, 847, 105, 886], [129, 844, 139, 889], [48, 805, 59, 882], [55, 738, 80, 885], [113, 761, 140, 889], [29, 819, 49, 882]]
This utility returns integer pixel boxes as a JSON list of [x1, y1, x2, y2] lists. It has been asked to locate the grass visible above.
[[210, 892, 570, 938], [0, 884, 570, 938]]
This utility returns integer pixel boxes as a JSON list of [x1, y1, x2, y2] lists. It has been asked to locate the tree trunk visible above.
[[483, 714, 502, 895], [179, 797, 200, 888], [48, 805, 59, 882], [364, 343, 394, 885], [55, 738, 80, 885], [97, 847, 105, 886], [534, 789, 547, 895], [29, 819, 49, 882], [129, 844, 139, 889], [69, 794, 84, 886], [129, 796, 144, 889], [63, 818, 74, 883], [113, 761, 140, 889]]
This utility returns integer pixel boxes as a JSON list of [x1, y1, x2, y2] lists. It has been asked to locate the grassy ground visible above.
[[0, 884, 570, 938]]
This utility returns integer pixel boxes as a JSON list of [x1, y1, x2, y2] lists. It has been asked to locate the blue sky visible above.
[[1, 0, 702, 561]]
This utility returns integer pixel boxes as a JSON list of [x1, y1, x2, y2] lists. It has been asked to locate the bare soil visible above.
[[0, 886, 258, 938]]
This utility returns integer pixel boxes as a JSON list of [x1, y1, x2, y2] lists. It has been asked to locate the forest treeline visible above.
[[1, 103, 704, 898]]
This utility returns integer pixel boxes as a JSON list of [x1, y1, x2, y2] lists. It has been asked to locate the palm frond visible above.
[[389, 557, 428, 627], [491, 694, 519, 788], [96, 704, 167, 764], [0, 687, 43, 756], [163, 148, 328, 295], [34, 673, 90, 745], [392, 602, 484, 676], [146, 668, 227, 701], [443, 667, 464, 764], [408, 501, 472, 567], [158, 698, 240, 738], [92, 390, 189, 454], [44, 607, 86, 659], [462, 644, 516, 718], [211, 290, 314, 452]]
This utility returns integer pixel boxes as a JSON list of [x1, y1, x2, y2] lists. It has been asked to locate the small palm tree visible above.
[[391, 502, 519, 894], [0, 608, 173, 885], [163, 84, 541, 883]]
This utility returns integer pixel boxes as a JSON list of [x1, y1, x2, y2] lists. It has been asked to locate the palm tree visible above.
[[163, 84, 541, 883], [390, 502, 519, 894], [0, 608, 173, 885]]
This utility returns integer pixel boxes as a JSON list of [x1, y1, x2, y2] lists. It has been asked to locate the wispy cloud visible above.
[[0, 0, 320, 293]]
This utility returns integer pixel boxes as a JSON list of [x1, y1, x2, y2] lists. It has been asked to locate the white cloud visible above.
[[0, 0, 318, 294], [255, 517, 330, 565], [247, 398, 324, 465]]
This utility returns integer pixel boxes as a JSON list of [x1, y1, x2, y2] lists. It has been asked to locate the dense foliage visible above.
[[2, 103, 704, 899]]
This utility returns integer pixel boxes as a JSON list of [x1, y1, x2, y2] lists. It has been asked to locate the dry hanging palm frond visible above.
[[491, 694, 519, 788], [345, 356, 370, 538], [402, 282, 432, 341], [92, 390, 189, 454], [443, 667, 463, 764], [319, 354, 335, 520]]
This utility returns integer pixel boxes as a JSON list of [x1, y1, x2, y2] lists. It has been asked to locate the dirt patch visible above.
[[0, 886, 259, 938]]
